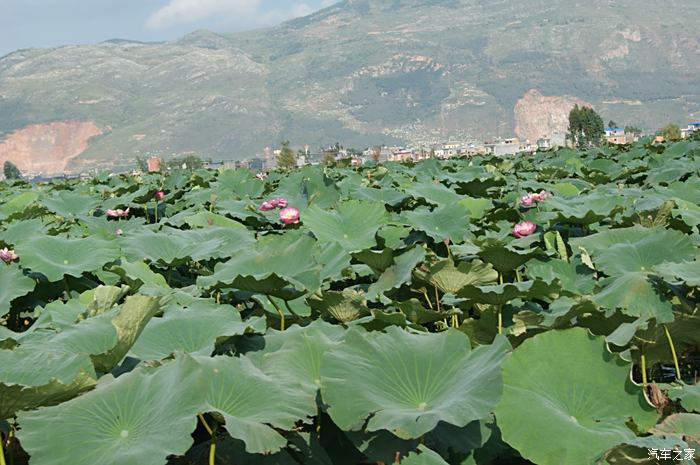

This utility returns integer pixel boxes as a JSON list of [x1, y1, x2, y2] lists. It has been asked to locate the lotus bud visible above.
[[115, 229, 123, 236], [154, 191, 165, 201], [259, 201, 275, 211]]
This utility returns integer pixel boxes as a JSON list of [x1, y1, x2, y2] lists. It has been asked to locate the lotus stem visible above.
[[198, 414, 216, 465], [0, 434, 7, 465], [421, 289, 433, 310], [63, 276, 71, 300], [451, 314, 459, 328], [641, 353, 648, 387], [267, 296, 285, 331], [515, 268, 522, 283], [499, 273, 504, 285], [209, 442, 216, 465], [198, 413, 214, 436], [664, 325, 682, 382], [497, 308, 503, 335], [154, 201, 159, 223], [434, 285, 441, 313]]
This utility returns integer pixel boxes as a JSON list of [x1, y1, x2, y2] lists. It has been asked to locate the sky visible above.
[[0, 0, 339, 57]]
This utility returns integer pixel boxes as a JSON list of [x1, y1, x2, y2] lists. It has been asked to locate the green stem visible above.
[[421, 290, 434, 310], [154, 201, 159, 223], [499, 273, 504, 285], [664, 325, 682, 382], [267, 296, 285, 331], [515, 268, 522, 283], [497, 307, 503, 335], [209, 442, 216, 465], [63, 276, 71, 300], [434, 285, 441, 313], [0, 433, 7, 465], [641, 352, 648, 387]]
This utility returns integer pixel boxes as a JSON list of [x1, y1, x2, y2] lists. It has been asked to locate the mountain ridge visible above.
[[1, 0, 699, 174]]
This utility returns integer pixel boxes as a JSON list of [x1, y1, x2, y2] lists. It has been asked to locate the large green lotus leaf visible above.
[[0, 347, 97, 418], [396, 299, 451, 324], [591, 229, 694, 276], [120, 229, 224, 264], [16, 356, 202, 465], [495, 328, 658, 465], [0, 192, 39, 218], [308, 288, 370, 323], [405, 182, 462, 206], [182, 211, 247, 229], [302, 200, 387, 252], [15, 235, 120, 282], [129, 306, 264, 360], [216, 169, 265, 198], [197, 233, 321, 299], [526, 258, 596, 296], [260, 320, 345, 397], [669, 383, 700, 414], [403, 204, 471, 243], [350, 185, 408, 206], [321, 327, 510, 439], [413, 259, 498, 294], [458, 280, 558, 305], [366, 246, 426, 300], [41, 191, 101, 217], [593, 273, 673, 323], [401, 445, 450, 465], [0, 264, 35, 317], [572, 226, 662, 255], [193, 355, 316, 454], [80, 284, 131, 316], [651, 413, 700, 445], [318, 242, 352, 281], [353, 248, 394, 274], [545, 195, 623, 225], [0, 218, 48, 245], [477, 243, 541, 274], [654, 261, 700, 287], [344, 429, 419, 465], [458, 196, 493, 220], [111, 259, 170, 288]]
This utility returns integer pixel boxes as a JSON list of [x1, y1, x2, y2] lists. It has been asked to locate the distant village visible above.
[[212, 121, 700, 172]]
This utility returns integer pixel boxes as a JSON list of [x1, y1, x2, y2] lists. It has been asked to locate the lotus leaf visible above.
[[16, 235, 121, 282], [495, 328, 658, 465], [321, 327, 509, 439], [302, 200, 387, 252], [0, 264, 35, 317]]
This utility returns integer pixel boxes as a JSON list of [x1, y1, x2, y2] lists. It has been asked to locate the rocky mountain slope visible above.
[[1, 0, 699, 173]]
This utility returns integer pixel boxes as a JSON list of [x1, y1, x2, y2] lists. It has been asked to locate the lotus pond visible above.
[[2, 140, 700, 465]]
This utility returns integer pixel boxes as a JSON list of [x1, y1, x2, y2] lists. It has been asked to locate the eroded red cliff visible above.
[[0, 121, 102, 176]]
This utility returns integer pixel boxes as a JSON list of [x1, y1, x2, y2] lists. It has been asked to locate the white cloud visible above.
[[146, 0, 325, 30]]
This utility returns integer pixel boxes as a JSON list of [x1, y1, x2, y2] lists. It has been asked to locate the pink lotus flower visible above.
[[106, 208, 130, 218], [519, 195, 536, 206], [272, 198, 288, 208], [154, 191, 165, 201], [519, 190, 550, 206], [115, 229, 123, 236], [532, 190, 549, 202], [513, 221, 537, 238], [259, 201, 275, 211], [279, 207, 300, 225], [0, 247, 18, 263]]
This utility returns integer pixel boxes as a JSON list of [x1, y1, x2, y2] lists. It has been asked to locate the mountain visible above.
[[1, 0, 699, 174]]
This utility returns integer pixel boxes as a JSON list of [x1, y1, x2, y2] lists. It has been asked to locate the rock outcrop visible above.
[[514, 90, 592, 142], [0, 121, 101, 175]]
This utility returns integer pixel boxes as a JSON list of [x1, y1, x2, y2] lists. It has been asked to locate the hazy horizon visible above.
[[0, 0, 339, 57]]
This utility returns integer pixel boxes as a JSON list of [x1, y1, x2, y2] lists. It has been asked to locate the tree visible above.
[[660, 124, 682, 141], [135, 156, 148, 172], [165, 155, 204, 170], [568, 105, 605, 149], [3, 160, 22, 180], [277, 141, 296, 169], [624, 125, 642, 135], [608, 120, 618, 129]]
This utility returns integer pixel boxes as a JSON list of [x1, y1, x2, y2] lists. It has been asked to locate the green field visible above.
[[1, 139, 700, 464]]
